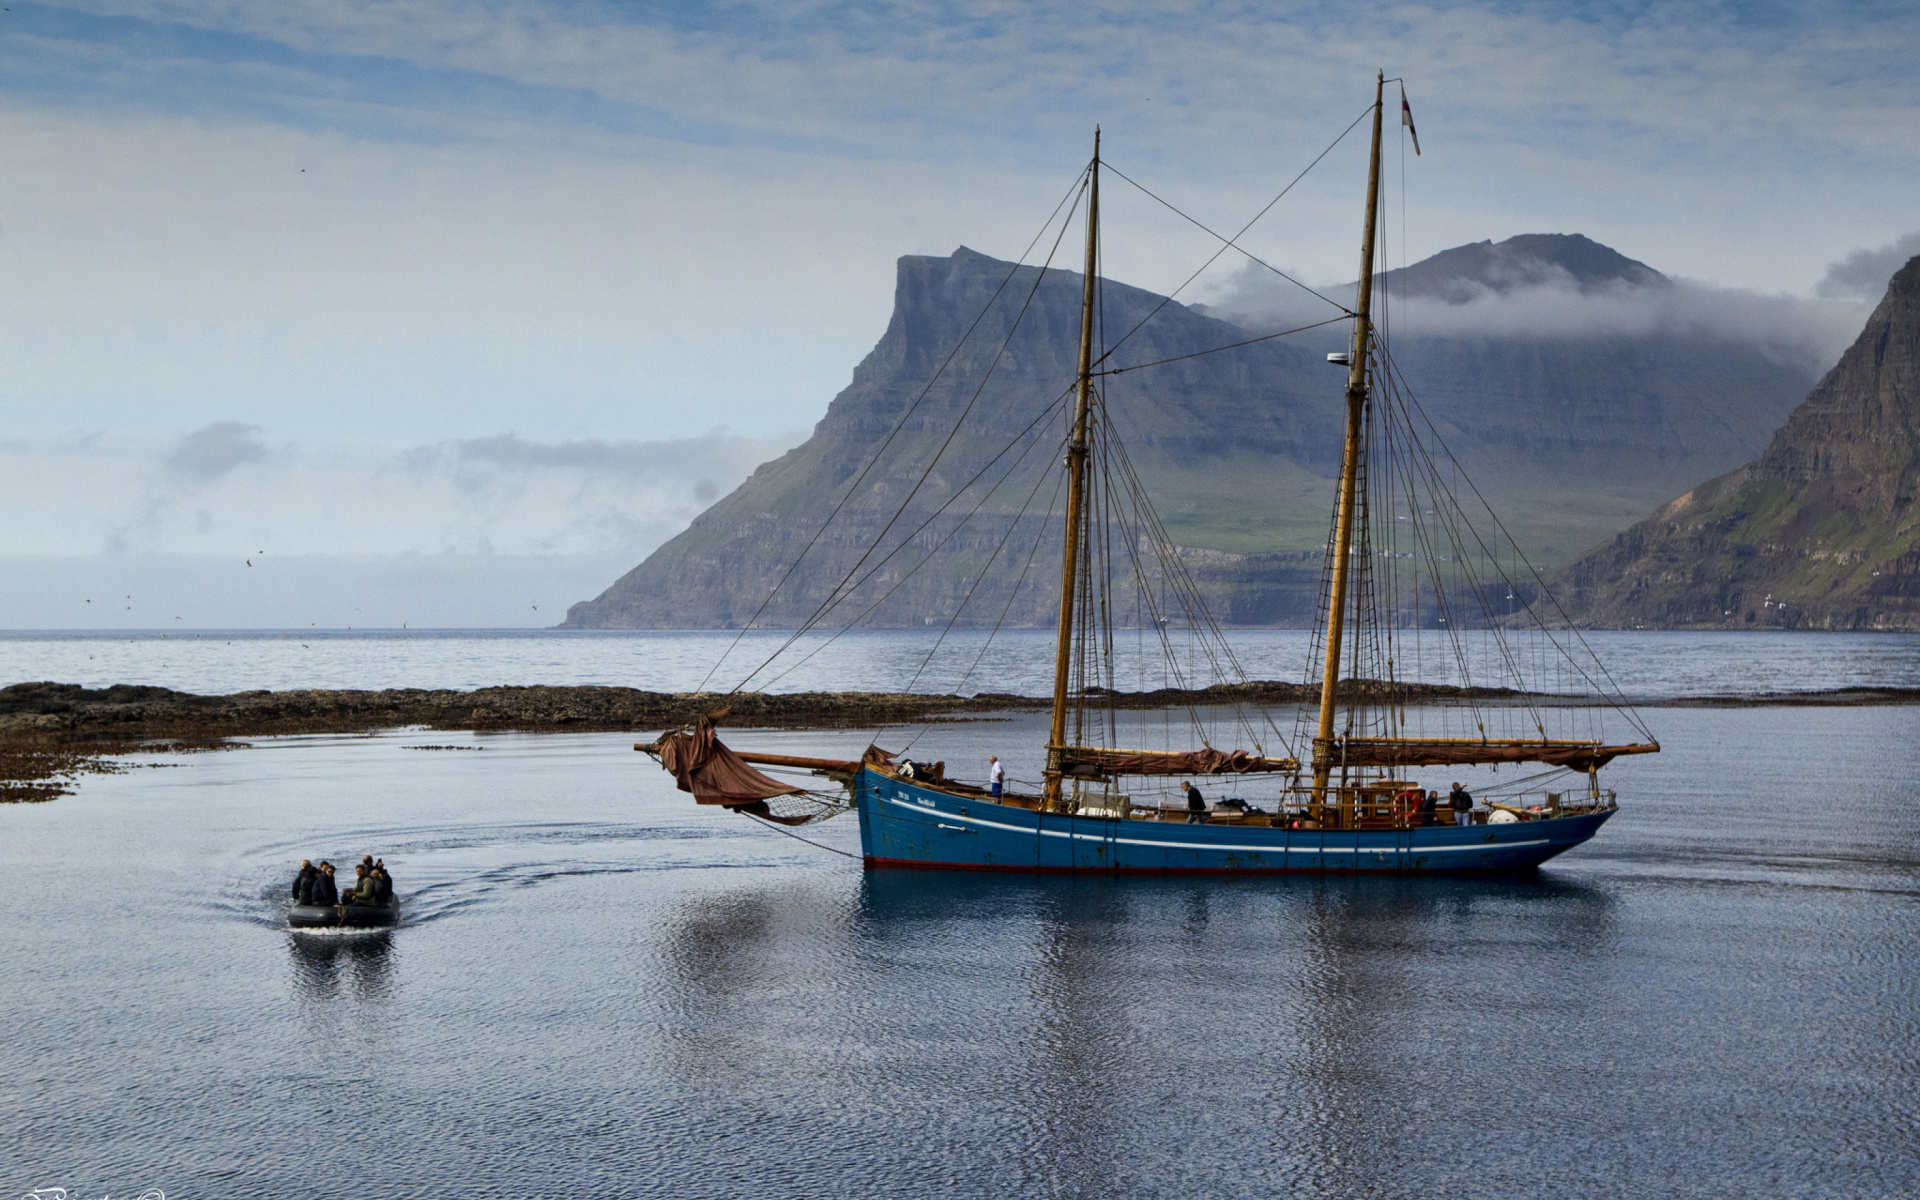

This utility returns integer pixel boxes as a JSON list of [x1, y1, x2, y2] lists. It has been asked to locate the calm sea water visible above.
[[5, 702, 1919, 1198], [3, 628, 1919, 698]]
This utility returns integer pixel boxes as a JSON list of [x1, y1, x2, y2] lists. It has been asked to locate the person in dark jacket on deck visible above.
[[312, 862, 339, 907], [1449, 783, 1474, 827], [1419, 791, 1440, 826], [292, 860, 316, 902], [1184, 781, 1208, 824]]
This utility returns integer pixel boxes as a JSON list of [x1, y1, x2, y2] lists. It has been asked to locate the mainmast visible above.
[[1312, 73, 1386, 805], [1044, 131, 1101, 811]]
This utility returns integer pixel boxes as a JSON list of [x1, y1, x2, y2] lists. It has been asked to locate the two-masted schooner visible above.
[[646, 74, 1658, 874]]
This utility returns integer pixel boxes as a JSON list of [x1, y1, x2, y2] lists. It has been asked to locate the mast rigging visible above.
[[1313, 70, 1386, 807]]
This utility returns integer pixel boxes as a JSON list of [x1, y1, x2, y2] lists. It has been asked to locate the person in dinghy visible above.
[[287, 856, 401, 928]]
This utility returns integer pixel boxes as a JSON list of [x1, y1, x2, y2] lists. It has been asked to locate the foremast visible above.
[[1311, 71, 1386, 807], [1043, 131, 1101, 812]]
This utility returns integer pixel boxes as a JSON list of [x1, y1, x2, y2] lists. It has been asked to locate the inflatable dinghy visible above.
[[288, 898, 401, 929]]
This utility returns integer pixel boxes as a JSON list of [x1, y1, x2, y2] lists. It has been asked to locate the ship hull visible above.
[[854, 768, 1611, 875]]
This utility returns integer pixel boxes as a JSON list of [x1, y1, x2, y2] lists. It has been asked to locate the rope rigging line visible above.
[[1091, 101, 1372, 352], [713, 107, 1384, 708], [727, 171, 1093, 694], [745, 382, 1075, 692], [1093, 423, 1252, 748], [1368, 342, 1540, 733], [1285, 140, 1657, 761], [737, 809, 862, 860], [745, 380, 1074, 686], [1095, 315, 1350, 375], [894, 462, 1070, 757], [757, 420, 1074, 692], [1090, 405, 1300, 759], [696, 162, 1094, 694], [891, 437, 1068, 701], [1017, 108, 1371, 423], [1372, 342, 1656, 742]]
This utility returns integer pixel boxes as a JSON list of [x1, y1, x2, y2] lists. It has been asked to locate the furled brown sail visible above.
[[657, 721, 807, 806], [1055, 746, 1300, 777], [1326, 737, 1658, 772]]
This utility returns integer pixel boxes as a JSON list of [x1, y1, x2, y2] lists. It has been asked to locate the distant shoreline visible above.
[[4, 679, 1916, 802]]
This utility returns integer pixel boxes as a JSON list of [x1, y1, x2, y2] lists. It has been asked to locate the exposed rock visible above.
[[0, 677, 1544, 744], [8, 678, 1913, 799], [1556, 256, 1920, 630]]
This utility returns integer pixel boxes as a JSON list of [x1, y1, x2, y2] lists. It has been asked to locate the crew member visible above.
[[1184, 781, 1208, 824], [313, 862, 339, 907], [988, 756, 1004, 799], [343, 863, 378, 906], [1449, 782, 1474, 827]]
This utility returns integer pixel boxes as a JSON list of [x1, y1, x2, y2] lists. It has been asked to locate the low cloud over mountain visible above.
[[1206, 233, 1872, 377], [1817, 232, 1920, 301]]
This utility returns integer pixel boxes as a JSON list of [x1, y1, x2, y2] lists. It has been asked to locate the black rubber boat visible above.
[[288, 898, 401, 929]]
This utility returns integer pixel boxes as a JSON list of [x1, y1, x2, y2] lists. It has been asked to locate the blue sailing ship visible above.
[[647, 73, 1658, 874]]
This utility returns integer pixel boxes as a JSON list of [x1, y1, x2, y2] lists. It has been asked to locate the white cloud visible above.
[[0, 421, 808, 625], [167, 421, 267, 480], [55, 2, 1920, 163], [0, 425, 804, 560], [16, 2, 1918, 293], [3, 0, 1918, 628], [0, 106, 1078, 444], [1817, 232, 1920, 301], [1205, 261, 1871, 377]]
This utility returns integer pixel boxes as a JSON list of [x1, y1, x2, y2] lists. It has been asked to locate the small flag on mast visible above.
[[1400, 85, 1421, 156]]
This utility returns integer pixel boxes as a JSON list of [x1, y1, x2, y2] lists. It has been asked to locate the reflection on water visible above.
[[4, 709, 1918, 1198], [645, 871, 1642, 1196], [287, 931, 395, 1000], [659, 889, 787, 1081]]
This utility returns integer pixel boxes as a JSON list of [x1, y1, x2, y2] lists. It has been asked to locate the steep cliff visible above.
[[566, 242, 1816, 629], [1556, 256, 1920, 629]]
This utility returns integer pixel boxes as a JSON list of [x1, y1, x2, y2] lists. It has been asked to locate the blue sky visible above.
[[1, 0, 1915, 625]]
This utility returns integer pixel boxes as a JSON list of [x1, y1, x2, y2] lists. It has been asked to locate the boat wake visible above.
[[220, 816, 823, 930]]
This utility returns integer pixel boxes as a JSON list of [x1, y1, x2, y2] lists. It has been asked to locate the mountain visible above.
[[564, 241, 1818, 629], [1554, 256, 1920, 630], [1379, 233, 1669, 302]]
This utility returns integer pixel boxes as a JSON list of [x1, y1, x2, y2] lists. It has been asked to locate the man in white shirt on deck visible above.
[[988, 756, 1004, 799]]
